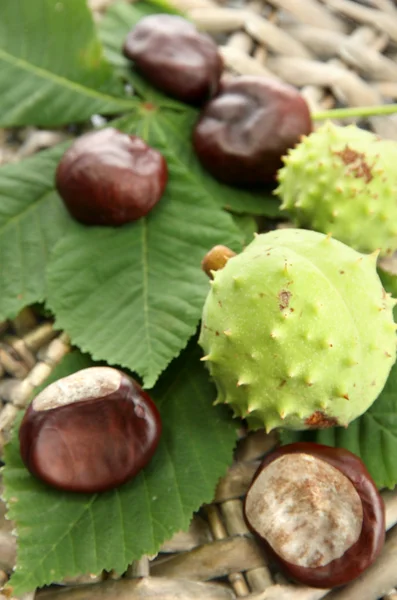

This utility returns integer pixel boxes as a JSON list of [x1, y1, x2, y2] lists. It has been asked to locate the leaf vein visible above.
[[23, 494, 98, 585], [0, 47, 135, 109]]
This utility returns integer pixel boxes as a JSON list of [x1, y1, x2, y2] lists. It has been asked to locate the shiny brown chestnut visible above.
[[123, 14, 223, 105], [193, 76, 312, 186], [19, 367, 162, 493], [56, 128, 168, 226], [243, 442, 385, 588]]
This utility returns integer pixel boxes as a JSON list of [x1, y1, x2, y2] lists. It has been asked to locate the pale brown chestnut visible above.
[[201, 245, 236, 278], [19, 367, 162, 493]]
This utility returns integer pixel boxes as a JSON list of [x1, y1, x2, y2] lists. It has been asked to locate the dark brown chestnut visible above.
[[55, 128, 168, 226], [19, 367, 162, 493], [123, 14, 223, 105], [193, 76, 312, 186], [243, 442, 385, 588]]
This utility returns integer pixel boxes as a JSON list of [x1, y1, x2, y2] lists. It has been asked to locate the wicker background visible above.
[[1, 0, 397, 599]]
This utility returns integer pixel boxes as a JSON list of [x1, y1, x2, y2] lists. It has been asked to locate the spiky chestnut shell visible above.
[[199, 229, 397, 432], [275, 123, 397, 256]]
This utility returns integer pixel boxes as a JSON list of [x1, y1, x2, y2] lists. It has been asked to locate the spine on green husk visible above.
[[199, 229, 397, 432], [275, 122, 397, 256]]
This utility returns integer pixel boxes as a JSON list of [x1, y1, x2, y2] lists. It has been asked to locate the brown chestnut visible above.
[[243, 442, 385, 588], [19, 367, 162, 493], [55, 128, 168, 226], [201, 245, 236, 279], [193, 76, 312, 186], [123, 14, 223, 105]]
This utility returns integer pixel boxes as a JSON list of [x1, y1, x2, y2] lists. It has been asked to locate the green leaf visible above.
[[116, 108, 281, 217], [46, 105, 278, 388], [0, 0, 136, 127], [99, 1, 282, 219], [124, 70, 189, 111], [280, 358, 397, 489], [0, 143, 79, 321], [3, 346, 237, 595], [232, 214, 258, 246], [46, 180, 242, 389]]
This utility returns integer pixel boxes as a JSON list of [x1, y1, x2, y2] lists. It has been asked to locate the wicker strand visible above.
[[323, 0, 397, 42], [206, 504, 251, 597], [0, 329, 70, 453]]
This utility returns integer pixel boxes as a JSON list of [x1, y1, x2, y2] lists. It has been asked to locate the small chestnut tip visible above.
[[201, 245, 237, 279], [243, 442, 385, 589]]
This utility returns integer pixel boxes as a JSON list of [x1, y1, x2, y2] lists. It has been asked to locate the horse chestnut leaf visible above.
[[193, 76, 312, 185], [19, 367, 162, 493], [244, 442, 385, 588], [123, 14, 223, 105], [56, 128, 168, 226]]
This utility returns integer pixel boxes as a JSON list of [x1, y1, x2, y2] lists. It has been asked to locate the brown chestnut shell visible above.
[[193, 76, 312, 186], [19, 368, 162, 493], [123, 14, 223, 105], [55, 128, 168, 226], [243, 442, 385, 588]]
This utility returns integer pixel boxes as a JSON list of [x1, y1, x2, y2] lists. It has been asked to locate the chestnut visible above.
[[19, 367, 162, 493], [193, 76, 312, 186], [243, 442, 385, 588], [201, 245, 236, 279], [123, 14, 223, 105], [55, 128, 168, 226]]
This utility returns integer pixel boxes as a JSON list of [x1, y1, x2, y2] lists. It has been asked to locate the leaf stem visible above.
[[312, 103, 397, 121]]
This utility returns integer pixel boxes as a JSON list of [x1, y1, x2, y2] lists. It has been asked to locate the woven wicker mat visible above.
[[2, 1, 397, 599]]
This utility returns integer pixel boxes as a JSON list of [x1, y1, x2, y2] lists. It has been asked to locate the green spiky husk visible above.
[[199, 229, 397, 432], [275, 123, 397, 256]]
